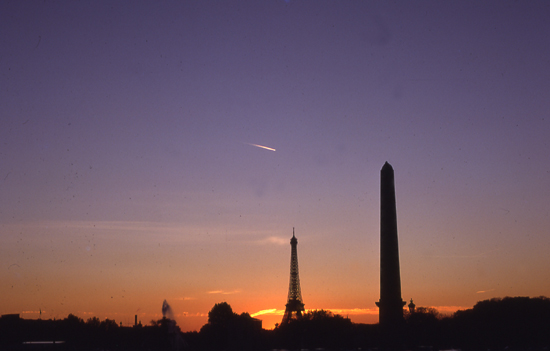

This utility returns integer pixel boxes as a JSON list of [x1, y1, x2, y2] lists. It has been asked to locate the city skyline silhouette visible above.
[[3, 296, 550, 350]]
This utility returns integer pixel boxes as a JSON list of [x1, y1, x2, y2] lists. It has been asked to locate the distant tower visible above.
[[281, 228, 305, 325], [376, 162, 406, 329], [408, 299, 416, 314]]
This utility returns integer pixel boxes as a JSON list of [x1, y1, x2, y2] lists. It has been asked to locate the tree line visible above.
[[2, 296, 550, 350]]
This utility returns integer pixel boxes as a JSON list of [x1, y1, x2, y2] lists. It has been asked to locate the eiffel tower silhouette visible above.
[[281, 228, 305, 325]]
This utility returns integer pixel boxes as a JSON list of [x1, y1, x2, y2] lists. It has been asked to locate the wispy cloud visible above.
[[423, 305, 472, 313], [207, 290, 241, 295], [184, 313, 208, 317], [10, 220, 203, 236], [257, 236, 288, 245], [251, 309, 285, 317], [174, 297, 197, 301], [476, 289, 495, 294], [78, 311, 96, 315]]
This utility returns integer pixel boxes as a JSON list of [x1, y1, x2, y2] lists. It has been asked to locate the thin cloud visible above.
[[476, 289, 495, 294], [259, 236, 288, 245], [421, 305, 473, 314], [10, 220, 204, 236], [251, 309, 285, 317], [207, 290, 241, 295], [185, 313, 208, 317]]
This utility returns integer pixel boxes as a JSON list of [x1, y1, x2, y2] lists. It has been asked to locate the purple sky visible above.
[[2, 1, 550, 330]]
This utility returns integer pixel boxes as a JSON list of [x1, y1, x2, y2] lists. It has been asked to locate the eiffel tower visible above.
[[281, 228, 305, 325]]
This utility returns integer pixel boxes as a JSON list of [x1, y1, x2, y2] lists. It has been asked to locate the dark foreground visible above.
[[2, 297, 550, 351]]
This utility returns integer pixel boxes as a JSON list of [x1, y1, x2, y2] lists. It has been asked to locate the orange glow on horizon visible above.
[[250, 308, 283, 317], [12, 303, 479, 332]]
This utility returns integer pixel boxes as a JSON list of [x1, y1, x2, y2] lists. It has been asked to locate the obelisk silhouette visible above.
[[376, 162, 405, 331]]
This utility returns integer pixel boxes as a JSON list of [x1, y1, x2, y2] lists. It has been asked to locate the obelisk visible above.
[[376, 162, 405, 330]]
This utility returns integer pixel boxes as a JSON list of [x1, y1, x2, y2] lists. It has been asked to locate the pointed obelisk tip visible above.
[[382, 161, 393, 172]]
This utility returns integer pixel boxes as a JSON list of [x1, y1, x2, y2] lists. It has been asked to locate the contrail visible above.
[[246, 143, 276, 152]]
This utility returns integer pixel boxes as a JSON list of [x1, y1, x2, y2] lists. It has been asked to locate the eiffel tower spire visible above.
[[281, 227, 305, 325]]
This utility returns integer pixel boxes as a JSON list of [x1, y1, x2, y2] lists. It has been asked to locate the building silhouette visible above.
[[281, 228, 305, 325], [408, 299, 416, 314], [376, 163, 406, 336]]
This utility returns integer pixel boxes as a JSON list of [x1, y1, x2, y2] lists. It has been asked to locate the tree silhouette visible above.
[[200, 302, 263, 351], [274, 309, 353, 350], [86, 316, 101, 328], [200, 302, 236, 350], [450, 296, 550, 349], [404, 306, 443, 348], [208, 302, 236, 326]]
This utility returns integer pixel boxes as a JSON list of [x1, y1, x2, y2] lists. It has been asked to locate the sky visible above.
[[1, 0, 550, 331]]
